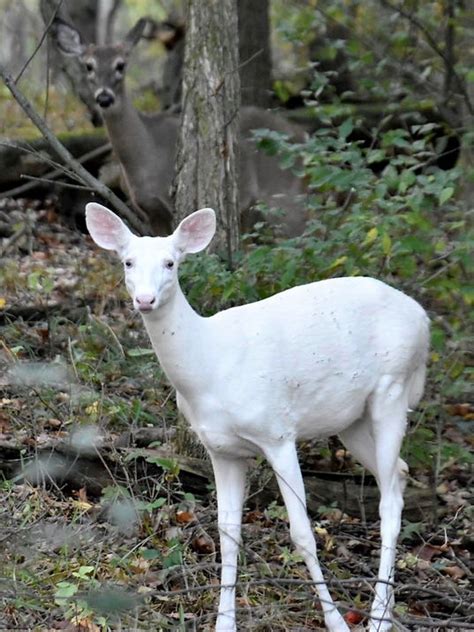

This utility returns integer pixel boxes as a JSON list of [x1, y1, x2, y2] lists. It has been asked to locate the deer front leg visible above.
[[210, 453, 248, 632], [264, 441, 350, 632]]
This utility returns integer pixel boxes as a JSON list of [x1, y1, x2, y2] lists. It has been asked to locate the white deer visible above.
[[85, 202, 429, 632]]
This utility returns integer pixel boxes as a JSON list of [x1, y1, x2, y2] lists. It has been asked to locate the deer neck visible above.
[[141, 285, 211, 396], [101, 94, 153, 182]]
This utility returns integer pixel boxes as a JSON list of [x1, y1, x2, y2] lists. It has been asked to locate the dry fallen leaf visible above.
[[0, 413, 11, 434], [236, 596, 251, 607], [243, 509, 266, 524], [446, 403, 474, 420], [175, 510, 195, 524], [415, 543, 444, 562], [45, 418, 63, 429], [72, 487, 93, 511], [129, 557, 150, 574], [443, 565, 466, 580], [344, 610, 364, 625], [191, 534, 215, 555]]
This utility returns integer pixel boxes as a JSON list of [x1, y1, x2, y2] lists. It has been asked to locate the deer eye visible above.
[[165, 260, 174, 270], [85, 61, 95, 73], [124, 259, 133, 268], [115, 60, 126, 72]]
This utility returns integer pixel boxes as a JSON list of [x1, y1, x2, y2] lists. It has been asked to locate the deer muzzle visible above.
[[135, 294, 157, 313], [95, 89, 115, 109]]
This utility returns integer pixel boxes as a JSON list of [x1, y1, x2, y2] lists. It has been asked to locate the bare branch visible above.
[[15, 0, 65, 84], [0, 142, 112, 199], [0, 139, 78, 178], [19, 175, 92, 191]]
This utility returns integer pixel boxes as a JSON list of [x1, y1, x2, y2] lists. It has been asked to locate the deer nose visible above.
[[96, 90, 115, 108], [135, 295, 156, 312]]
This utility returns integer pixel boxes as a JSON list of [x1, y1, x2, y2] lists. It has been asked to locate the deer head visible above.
[[52, 17, 148, 111], [85, 202, 216, 313]]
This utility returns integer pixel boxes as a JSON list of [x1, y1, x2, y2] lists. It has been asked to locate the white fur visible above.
[[85, 202, 430, 632]]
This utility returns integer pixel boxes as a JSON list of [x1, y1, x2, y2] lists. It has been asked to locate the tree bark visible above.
[[173, 0, 241, 263], [237, 0, 273, 108], [443, 0, 456, 103]]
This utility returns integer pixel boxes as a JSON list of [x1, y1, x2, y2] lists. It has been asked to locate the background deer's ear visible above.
[[85, 203, 133, 253], [123, 18, 148, 52], [172, 208, 216, 256], [52, 18, 86, 57], [155, 18, 185, 50]]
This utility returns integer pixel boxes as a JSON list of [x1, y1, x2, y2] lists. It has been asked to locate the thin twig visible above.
[[15, 0, 65, 84], [0, 140, 78, 179], [398, 617, 474, 629], [397, 583, 468, 607], [149, 577, 474, 627], [89, 314, 125, 358], [0, 142, 112, 199], [19, 175, 92, 191]]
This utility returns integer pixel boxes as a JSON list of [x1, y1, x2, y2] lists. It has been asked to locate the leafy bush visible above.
[[180, 116, 473, 472]]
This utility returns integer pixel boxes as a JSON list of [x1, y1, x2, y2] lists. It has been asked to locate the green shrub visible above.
[[180, 117, 473, 472]]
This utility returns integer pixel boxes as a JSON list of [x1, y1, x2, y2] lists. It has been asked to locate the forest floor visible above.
[[0, 197, 472, 631]]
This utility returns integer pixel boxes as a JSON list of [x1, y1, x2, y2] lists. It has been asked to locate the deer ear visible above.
[[123, 18, 148, 52], [155, 19, 185, 50], [52, 18, 86, 57], [172, 208, 216, 255], [85, 203, 133, 252]]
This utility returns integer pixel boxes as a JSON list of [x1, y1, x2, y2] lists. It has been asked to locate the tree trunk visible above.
[[443, 0, 456, 103], [173, 0, 240, 263], [237, 0, 272, 107]]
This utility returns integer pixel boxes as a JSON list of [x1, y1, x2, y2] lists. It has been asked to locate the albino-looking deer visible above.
[[85, 202, 429, 632], [53, 18, 307, 237]]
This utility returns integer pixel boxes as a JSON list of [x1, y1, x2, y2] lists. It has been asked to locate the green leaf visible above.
[[439, 187, 454, 205], [145, 456, 179, 473], [364, 227, 378, 245], [367, 149, 386, 164], [146, 498, 167, 510], [329, 256, 348, 270], [339, 118, 353, 140], [382, 233, 392, 256], [127, 348, 155, 357], [398, 170, 416, 194], [55, 582, 79, 599], [142, 548, 161, 560], [221, 284, 235, 301], [72, 565, 95, 579], [163, 544, 182, 569]]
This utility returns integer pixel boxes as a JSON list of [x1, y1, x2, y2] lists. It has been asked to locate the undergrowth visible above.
[[181, 116, 473, 475], [0, 116, 472, 630]]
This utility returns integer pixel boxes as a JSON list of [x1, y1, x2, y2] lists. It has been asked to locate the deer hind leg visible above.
[[345, 378, 409, 632], [264, 441, 350, 632], [339, 415, 409, 493], [210, 454, 248, 632]]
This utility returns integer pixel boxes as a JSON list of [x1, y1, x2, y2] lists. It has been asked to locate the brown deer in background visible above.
[[52, 18, 308, 237]]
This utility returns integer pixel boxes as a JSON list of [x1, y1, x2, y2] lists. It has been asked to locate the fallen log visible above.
[[0, 133, 109, 194], [0, 434, 436, 521]]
